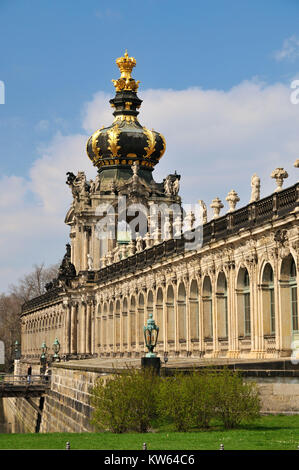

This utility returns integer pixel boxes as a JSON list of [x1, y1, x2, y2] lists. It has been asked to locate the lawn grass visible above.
[[0, 415, 298, 450]]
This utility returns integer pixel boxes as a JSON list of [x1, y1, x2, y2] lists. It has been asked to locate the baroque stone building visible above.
[[20, 52, 299, 362]]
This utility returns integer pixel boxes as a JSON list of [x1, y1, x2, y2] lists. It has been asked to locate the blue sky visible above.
[[1, 0, 299, 292]]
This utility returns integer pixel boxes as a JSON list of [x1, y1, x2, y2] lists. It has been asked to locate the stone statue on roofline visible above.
[[250, 173, 260, 203]]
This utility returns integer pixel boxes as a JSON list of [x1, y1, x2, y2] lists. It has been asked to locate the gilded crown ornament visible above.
[[86, 51, 166, 172], [112, 50, 140, 92]]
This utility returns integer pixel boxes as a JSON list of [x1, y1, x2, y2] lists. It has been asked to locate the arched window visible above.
[[130, 296, 136, 348], [189, 280, 199, 342], [216, 272, 228, 339], [262, 263, 275, 335], [156, 288, 164, 344], [290, 259, 298, 332], [178, 282, 187, 342], [138, 293, 145, 346], [237, 267, 251, 338], [244, 270, 251, 336], [166, 285, 175, 343], [203, 276, 213, 339]]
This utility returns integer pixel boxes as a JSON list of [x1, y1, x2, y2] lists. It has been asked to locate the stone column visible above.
[[63, 301, 71, 355], [80, 300, 87, 354], [86, 300, 92, 354], [83, 227, 91, 271], [70, 302, 78, 355]]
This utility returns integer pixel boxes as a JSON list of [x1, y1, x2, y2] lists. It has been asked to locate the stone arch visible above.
[[103, 302, 108, 348], [156, 287, 164, 344], [216, 271, 228, 339], [96, 303, 102, 350], [138, 293, 145, 346], [130, 295, 136, 348], [177, 282, 187, 342], [261, 262, 276, 336], [279, 253, 298, 353], [202, 275, 213, 339], [115, 299, 121, 349], [236, 266, 251, 338], [122, 297, 128, 347], [189, 279, 199, 342], [166, 284, 175, 344], [147, 290, 154, 317], [108, 301, 114, 348]]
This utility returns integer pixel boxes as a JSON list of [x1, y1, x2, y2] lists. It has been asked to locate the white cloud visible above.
[[274, 35, 299, 62], [1, 78, 299, 292]]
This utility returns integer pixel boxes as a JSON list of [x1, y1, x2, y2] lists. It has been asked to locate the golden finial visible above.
[[112, 51, 140, 92]]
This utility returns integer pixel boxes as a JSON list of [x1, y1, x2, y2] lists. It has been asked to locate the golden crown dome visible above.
[[86, 52, 166, 171]]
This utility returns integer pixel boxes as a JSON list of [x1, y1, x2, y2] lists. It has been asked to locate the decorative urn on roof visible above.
[[86, 51, 166, 172]]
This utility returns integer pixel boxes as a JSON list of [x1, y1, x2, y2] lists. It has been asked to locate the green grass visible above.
[[0, 415, 299, 450]]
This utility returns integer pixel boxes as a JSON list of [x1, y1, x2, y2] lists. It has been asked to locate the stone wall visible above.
[[4, 362, 299, 433], [2, 396, 41, 433], [252, 378, 299, 414], [40, 364, 101, 432]]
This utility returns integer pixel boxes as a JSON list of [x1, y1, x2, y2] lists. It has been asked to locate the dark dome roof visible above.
[[86, 52, 166, 172]]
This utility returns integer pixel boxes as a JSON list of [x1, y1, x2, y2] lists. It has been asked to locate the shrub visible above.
[[90, 373, 131, 433], [186, 369, 217, 429], [157, 373, 194, 431], [90, 367, 159, 433], [213, 368, 261, 429]]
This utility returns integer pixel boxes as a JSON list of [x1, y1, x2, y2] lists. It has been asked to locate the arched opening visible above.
[[122, 298, 128, 348], [115, 300, 120, 349], [261, 263, 275, 336], [109, 301, 114, 348], [166, 285, 175, 344], [147, 290, 154, 317], [138, 293, 145, 348], [103, 303, 108, 349], [97, 304, 102, 350], [280, 254, 298, 353], [177, 282, 187, 342], [189, 279, 199, 342], [156, 288, 164, 344], [216, 272, 228, 339], [202, 276, 213, 339], [237, 267, 251, 338], [130, 296, 136, 349]]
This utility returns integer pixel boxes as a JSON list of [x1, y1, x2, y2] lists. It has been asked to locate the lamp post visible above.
[[52, 338, 60, 362], [141, 314, 161, 373], [40, 342, 48, 373], [143, 313, 159, 357], [14, 340, 20, 360]]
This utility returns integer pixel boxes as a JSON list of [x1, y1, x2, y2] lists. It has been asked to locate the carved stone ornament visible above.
[[226, 189, 240, 212], [210, 197, 224, 219], [271, 167, 288, 192]]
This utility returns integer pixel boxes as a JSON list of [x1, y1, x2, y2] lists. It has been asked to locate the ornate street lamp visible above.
[[143, 313, 159, 358], [41, 342, 48, 360], [14, 340, 21, 360], [52, 338, 60, 361]]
